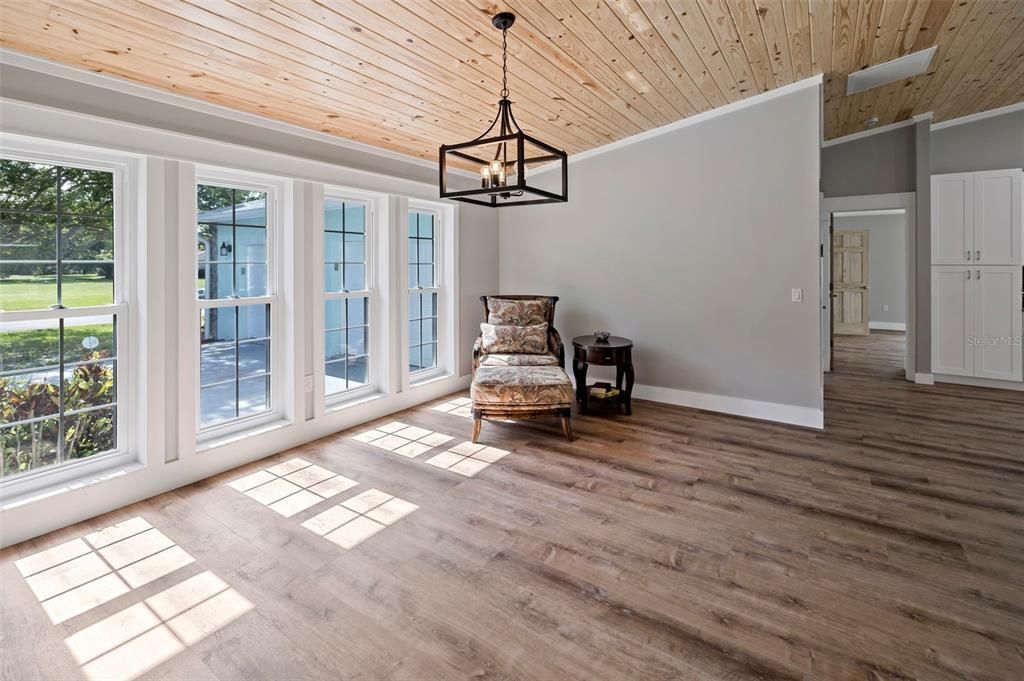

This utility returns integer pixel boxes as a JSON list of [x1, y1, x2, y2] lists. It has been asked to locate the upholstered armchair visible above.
[[469, 295, 574, 443], [472, 295, 565, 372]]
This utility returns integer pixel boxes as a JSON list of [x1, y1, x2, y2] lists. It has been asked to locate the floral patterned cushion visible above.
[[486, 298, 550, 326], [471, 366, 574, 407], [479, 353, 559, 367], [480, 322, 549, 354]]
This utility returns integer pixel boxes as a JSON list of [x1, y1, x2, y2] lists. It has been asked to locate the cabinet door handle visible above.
[[966, 250, 971, 260], [976, 250, 981, 261], [976, 269, 981, 279], [966, 270, 971, 280]]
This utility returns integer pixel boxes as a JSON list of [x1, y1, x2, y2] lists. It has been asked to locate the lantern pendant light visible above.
[[438, 12, 568, 207]]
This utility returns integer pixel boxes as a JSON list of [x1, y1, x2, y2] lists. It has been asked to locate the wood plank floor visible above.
[[3, 332, 1023, 681]]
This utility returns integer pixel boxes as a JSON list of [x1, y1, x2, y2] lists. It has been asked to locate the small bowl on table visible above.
[[593, 331, 611, 342]]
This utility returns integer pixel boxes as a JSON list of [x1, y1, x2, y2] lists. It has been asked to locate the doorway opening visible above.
[[821, 194, 916, 381]]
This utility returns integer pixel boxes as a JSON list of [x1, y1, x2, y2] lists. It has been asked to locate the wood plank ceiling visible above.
[[1, 1, 1022, 165]]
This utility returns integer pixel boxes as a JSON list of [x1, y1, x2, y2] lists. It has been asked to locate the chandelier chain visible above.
[[501, 28, 509, 99]]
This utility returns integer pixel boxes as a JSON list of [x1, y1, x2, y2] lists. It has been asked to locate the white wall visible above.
[[499, 80, 823, 425], [835, 213, 907, 328], [0, 61, 498, 547]]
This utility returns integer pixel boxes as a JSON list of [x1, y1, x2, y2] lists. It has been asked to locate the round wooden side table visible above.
[[571, 335, 634, 415]]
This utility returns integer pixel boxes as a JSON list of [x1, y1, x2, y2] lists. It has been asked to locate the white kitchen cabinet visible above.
[[931, 173, 974, 265], [972, 266, 1023, 382], [932, 169, 1022, 266], [931, 266, 974, 377], [974, 170, 1022, 266], [931, 266, 1023, 382]]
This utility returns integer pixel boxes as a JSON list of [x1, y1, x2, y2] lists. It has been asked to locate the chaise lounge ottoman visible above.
[[470, 365, 574, 443]]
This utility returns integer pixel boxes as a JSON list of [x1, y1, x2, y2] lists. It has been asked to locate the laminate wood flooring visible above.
[[3, 332, 1023, 681]]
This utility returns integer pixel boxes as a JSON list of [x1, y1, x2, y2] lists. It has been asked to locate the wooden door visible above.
[[972, 266, 1023, 382], [931, 173, 974, 265], [832, 230, 869, 335], [931, 266, 974, 377], [973, 170, 1022, 266]]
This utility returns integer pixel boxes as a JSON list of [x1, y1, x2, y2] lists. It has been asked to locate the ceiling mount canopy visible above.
[[438, 12, 568, 208]]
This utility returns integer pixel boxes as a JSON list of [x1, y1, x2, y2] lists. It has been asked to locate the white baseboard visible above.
[[869, 321, 906, 331], [914, 373, 934, 385], [631, 383, 824, 430], [933, 374, 1024, 391]]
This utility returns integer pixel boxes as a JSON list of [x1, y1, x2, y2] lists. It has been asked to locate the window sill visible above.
[[196, 416, 293, 453], [1, 452, 143, 511], [409, 369, 453, 388], [325, 389, 386, 415]]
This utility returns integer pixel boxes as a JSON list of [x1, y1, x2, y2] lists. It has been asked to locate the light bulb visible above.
[[490, 160, 503, 174], [480, 165, 490, 178]]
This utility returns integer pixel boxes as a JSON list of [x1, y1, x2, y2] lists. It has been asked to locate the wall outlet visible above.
[[883, 304, 889, 312], [791, 288, 803, 303]]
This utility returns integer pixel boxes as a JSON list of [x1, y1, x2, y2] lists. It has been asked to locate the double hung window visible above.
[[196, 181, 274, 430], [407, 209, 439, 375], [1, 156, 126, 479], [324, 196, 371, 398]]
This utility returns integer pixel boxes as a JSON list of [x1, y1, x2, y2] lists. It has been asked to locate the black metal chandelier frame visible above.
[[438, 12, 568, 207]]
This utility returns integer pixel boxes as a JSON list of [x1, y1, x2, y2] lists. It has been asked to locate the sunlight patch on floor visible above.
[[65, 571, 252, 681], [15, 516, 253, 681], [301, 488, 419, 549], [351, 422, 454, 458], [424, 441, 509, 477], [227, 457, 358, 517], [16, 518, 196, 624], [431, 397, 473, 418]]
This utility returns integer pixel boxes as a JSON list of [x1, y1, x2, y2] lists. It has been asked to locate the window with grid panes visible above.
[[324, 197, 370, 396], [0, 158, 124, 479], [196, 183, 273, 429], [407, 210, 438, 374]]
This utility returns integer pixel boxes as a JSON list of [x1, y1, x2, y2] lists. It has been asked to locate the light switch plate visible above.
[[791, 288, 803, 303], [304, 375, 314, 392]]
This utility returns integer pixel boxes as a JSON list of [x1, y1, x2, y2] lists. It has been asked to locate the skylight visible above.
[[846, 46, 937, 95]]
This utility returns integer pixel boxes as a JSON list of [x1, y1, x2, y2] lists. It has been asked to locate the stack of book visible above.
[[589, 382, 620, 399]]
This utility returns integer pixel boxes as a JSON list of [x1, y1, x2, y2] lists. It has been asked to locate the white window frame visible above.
[[405, 200, 454, 387], [313, 185, 387, 411], [0, 135, 137, 495], [193, 168, 285, 442]]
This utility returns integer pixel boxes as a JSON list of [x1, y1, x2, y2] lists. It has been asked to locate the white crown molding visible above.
[[821, 112, 932, 148], [931, 100, 1024, 131], [0, 47, 475, 179], [530, 74, 823, 175]]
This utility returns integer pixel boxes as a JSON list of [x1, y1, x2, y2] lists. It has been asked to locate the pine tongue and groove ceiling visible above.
[[1, 1, 1022, 167]]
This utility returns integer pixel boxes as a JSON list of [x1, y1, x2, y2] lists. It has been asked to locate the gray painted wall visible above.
[[821, 119, 931, 374], [821, 125, 916, 197], [913, 120, 931, 373], [835, 214, 906, 326], [932, 110, 1024, 174], [500, 85, 822, 411]]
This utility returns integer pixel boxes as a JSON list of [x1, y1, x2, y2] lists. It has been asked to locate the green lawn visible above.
[[0, 274, 113, 311], [1, 324, 114, 372]]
